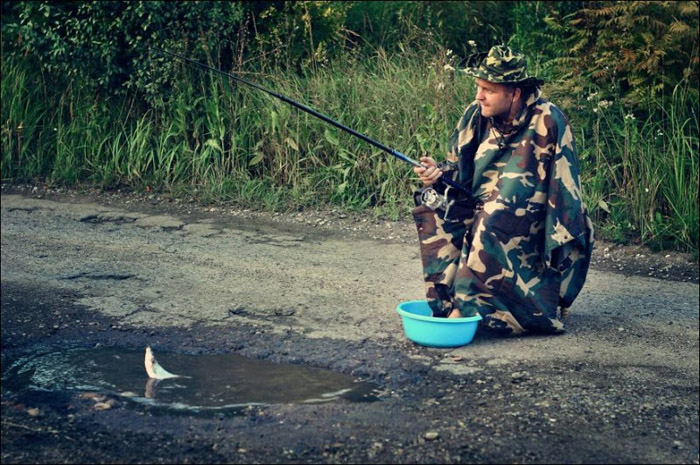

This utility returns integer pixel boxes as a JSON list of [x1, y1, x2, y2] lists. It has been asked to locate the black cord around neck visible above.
[[491, 93, 515, 150]]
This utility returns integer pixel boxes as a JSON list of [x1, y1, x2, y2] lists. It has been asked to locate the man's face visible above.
[[475, 78, 516, 119]]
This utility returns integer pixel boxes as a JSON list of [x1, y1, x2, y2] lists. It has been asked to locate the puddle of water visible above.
[[1, 347, 380, 414]]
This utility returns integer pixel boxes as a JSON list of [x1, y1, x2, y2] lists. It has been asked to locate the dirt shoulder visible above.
[[1, 183, 698, 464]]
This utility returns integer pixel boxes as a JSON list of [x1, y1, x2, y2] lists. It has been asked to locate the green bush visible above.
[[546, 1, 699, 108], [3, 2, 245, 98], [345, 1, 514, 57]]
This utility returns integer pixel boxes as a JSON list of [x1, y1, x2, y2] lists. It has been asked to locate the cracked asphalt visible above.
[[1, 186, 698, 464]]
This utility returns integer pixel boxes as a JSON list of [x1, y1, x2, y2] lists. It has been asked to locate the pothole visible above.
[[2, 347, 381, 414], [61, 272, 136, 281], [79, 214, 138, 225]]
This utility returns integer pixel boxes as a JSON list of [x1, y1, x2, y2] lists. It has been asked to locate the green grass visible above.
[[2, 47, 698, 256], [575, 76, 698, 256]]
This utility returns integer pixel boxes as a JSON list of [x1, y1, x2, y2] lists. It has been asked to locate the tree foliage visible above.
[[3, 2, 247, 95], [548, 1, 699, 105], [7, 0, 696, 107], [1, 1, 353, 97], [2, 1, 543, 95], [345, 1, 514, 56]]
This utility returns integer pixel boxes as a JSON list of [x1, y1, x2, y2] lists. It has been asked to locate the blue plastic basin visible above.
[[396, 300, 482, 348]]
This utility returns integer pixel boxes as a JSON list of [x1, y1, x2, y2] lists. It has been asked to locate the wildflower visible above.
[[598, 100, 612, 109], [586, 92, 598, 101], [443, 64, 455, 72], [468, 40, 477, 48], [446, 49, 453, 56], [657, 129, 664, 137], [645, 188, 649, 193], [624, 113, 635, 120]]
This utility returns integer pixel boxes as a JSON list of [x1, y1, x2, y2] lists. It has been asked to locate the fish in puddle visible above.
[[144, 346, 182, 379]]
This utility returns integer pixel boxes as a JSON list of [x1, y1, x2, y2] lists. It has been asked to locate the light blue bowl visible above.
[[396, 300, 482, 348]]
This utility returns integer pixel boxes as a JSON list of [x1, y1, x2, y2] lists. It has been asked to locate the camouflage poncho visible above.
[[412, 88, 594, 335]]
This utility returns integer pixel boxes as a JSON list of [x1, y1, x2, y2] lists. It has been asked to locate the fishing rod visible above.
[[150, 47, 470, 200]]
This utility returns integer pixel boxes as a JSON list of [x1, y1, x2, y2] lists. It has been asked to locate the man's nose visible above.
[[476, 89, 484, 101]]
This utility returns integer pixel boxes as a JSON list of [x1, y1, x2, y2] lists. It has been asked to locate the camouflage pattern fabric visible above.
[[461, 45, 544, 87], [412, 87, 594, 335]]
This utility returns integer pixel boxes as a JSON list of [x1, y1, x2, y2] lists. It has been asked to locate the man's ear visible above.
[[513, 87, 522, 102]]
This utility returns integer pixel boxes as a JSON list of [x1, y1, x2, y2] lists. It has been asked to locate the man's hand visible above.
[[413, 157, 443, 187]]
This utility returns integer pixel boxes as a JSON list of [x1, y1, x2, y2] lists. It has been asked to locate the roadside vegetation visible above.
[[1, 1, 698, 256]]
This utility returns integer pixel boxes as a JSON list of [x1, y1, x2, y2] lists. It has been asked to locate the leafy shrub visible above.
[[3, 2, 245, 98], [547, 1, 699, 107]]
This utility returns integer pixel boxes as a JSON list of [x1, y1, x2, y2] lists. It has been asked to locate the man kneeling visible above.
[[412, 45, 594, 336]]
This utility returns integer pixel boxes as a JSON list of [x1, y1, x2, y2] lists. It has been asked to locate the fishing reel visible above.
[[416, 183, 479, 222], [418, 185, 456, 219], [420, 187, 450, 210]]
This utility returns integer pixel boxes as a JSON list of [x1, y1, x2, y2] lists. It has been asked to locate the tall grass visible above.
[[576, 77, 699, 255], [1, 48, 698, 255], [1, 57, 51, 179]]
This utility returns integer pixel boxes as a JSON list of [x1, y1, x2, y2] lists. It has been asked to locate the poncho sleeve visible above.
[[543, 107, 595, 309]]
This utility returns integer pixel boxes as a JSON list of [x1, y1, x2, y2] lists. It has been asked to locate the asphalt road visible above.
[[2, 187, 698, 464]]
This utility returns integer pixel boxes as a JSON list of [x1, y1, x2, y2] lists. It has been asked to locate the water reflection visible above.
[[2, 347, 380, 413]]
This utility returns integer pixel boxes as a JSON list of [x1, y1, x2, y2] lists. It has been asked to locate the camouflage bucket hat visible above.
[[460, 45, 544, 86]]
